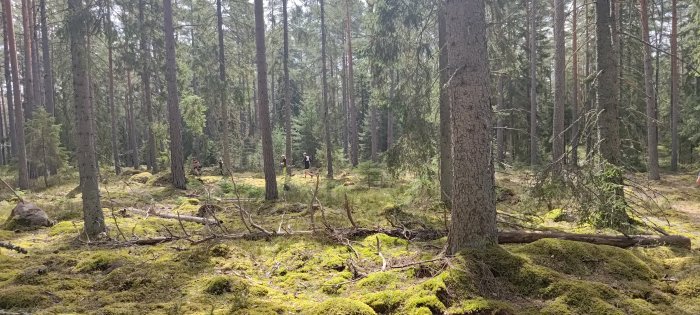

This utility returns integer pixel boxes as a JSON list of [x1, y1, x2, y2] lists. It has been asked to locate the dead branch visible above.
[[308, 174, 321, 232], [0, 177, 23, 203], [122, 207, 219, 225], [343, 193, 358, 228], [376, 236, 387, 271], [0, 241, 28, 254]]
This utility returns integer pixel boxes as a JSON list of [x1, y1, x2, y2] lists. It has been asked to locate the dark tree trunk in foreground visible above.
[[552, 0, 565, 173], [68, 0, 105, 238], [3, 0, 29, 189], [320, 0, 333, 179], [571, 0, 579, 166], [529, 0, 538, 166], [596, 0, 621, 166], [438, 2, 452, 205], [670, 0, 679, 171], [216, 0, 232, 173], [163, 0, 186, 189], [40, 0, 55, 116], [345, 0, 358, 167], [2, 8, 16, 157], [21, 0, 35, 119], [640, 0, 659, 180], [140, 0, 157, 173], [254, 0, 278, 200], [445, 0, 497, 253], [107, 1, 120, 175], [283, 0, 292, 174]]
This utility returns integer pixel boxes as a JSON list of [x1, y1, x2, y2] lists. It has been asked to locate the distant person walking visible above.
[[303, 152, 311, 178], [280, 155, 287, 172]]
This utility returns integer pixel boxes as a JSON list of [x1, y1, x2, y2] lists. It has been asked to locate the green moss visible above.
[[411, 307, 433, 315], [357, 271, 400, 290], [620, 298, 656, 315], [322, 276, 349, 295], [173, 198, 201, 214], [445, 297, 515, 315], [514, 239, 656, 281], [204, 276, 248, 296], [540, 298, 573, 315], [676, 275, 700, 297], [360, 290, 408, 313], [75, 252, 126, 273], [49, 220, 77, 236], [209, 243, 230, 257], [0, 285, 48, 309], [360, 233, 409, 248], [544, 208, 573, 222], [307, 298, 376, 315], [542, 280, 623, 315], [129, 172, 153, 184], [403, 294, 446, 314]]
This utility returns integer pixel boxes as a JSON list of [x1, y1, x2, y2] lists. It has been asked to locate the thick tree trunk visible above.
[[439, 2, 451, 205], [345, 0, 358, 167], [529, 0, 538, 166], [552, 0, 565, 173], [254, 0, 278, 200], [640, 0, 659, 180], [283, 0, 292, 174], [596, 0, 621, 166], [571, 0, 579, 167], [21, 0, 34, 120], [68, 0, 105, 238], [3, 0, 29, 189], [670, 0, 679, 171], [320, 0, 333, 179], [0, 83, 6, 164], [107, 2, 120, 175], [445, 0, 496, 253], [163, 0, 186, 189], [30, 0, 42, 113], [584, 0, 594, 160], [341, 51, 349, 157], [139, 0, 157, 173], [2, 10, 16, 157], [216, 0, 232, 173], [40, 0, 54, 116]]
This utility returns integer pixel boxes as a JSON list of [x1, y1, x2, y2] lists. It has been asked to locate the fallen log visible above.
[[121, 207, 220, 225], [497, 231, 691, 250], [0, 241, 28, 254]]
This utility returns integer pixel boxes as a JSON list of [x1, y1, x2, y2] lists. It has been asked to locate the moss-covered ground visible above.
[[1, 167, 699, 314]]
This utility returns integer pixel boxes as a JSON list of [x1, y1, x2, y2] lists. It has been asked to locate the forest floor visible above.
[[0, 166, 699, 314]]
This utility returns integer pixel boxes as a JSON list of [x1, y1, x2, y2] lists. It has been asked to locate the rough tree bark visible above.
[[496, 74, 505, 165], [139, 0, 157, 173], [126, 70, 139, 168], [1, 8, 16, 157], [3, 0, 29, 189], [40, 0, 54, 116], [529, 0, 538, 166], [68, 0, 105, 238], [345, 0, 358, 167], [320, 0, 333, 179], [640, 0, 660, 180], [445, 0, 497, 253], [552, 0, 565, 173], [571, 0, 579, 166], [216, 0, 232, 173], [670, 0, 679, 171], [21, 0, 35, 119], [107, 1, 120, 175], [254, 0, 278, 200], [596, 0, 621, 166], [438, 1, 452, 205], [163, 0, 186, 189], [283, 0, 292, 174]]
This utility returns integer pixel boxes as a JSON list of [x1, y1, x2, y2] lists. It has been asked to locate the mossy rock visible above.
[[0, 285, 49, 309], [446, 297, 515, 315], [307, 298, 376, 315], [676, 275, 700, 297], [514, 239, 655, 281], [129, 172, 153, 184]]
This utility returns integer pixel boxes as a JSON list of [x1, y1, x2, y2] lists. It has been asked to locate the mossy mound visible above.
[[513, 239, 656, 281], [147, 172, 172, 186], [48, 220, 77, 236], [677, 274, 700, 297], [446, 297, 515, 315], [75, 251, 129, 273], [0, 285, 49, 310], [129, 172, 153, 184], [308, 298, 376, 315], [203, 276, 249, 296]]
